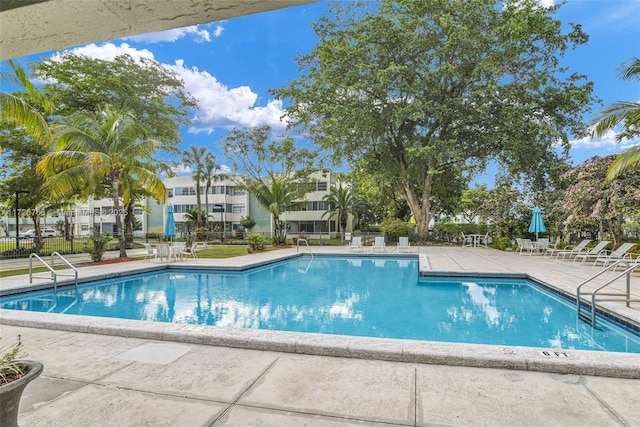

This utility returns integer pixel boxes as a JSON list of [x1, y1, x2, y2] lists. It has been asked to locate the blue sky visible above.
[[5, 0, 640, 182]]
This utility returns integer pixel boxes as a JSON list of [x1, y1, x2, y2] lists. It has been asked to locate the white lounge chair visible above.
[[372, 236, 386, 253], [397, 236, 411, 253], [171, 242, 187, 261], [548, 239, 591, 259], [573, 241, 611, 264], [349, 236, 363, 252], [592, 243, 636, 269], [142, 243, 155, 262]]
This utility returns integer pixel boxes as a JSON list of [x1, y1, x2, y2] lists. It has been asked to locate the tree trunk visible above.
[[401, 174, 434, 242], [111, 171, 127, 258]]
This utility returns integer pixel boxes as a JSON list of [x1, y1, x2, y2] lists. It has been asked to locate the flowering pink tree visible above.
[[559, 156, 640, 244]]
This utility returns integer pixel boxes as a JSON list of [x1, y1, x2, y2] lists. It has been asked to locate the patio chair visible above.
[[534, 238, 550, 255], [397, 236, 411, 253], [479, 232, 490, 248], [592, 243, 636, 269], [155, 244, 171, 262], [190, 241, 207, 258], [142, 243, 155, 262], [179, 242, 198, 259], [171, 242, 187, 261], [349, 236, 363, 252], [548, 239, 591, 259], [372, 236, 386, 253], [573, 241, 611, 264], [518, 238, 534, 255], [461, 233, 474, 247]]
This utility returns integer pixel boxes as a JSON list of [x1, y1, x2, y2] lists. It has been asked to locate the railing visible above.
[[296, 238, 313, 258], [51, 251, 78, 291], [29, 252, 78, 293], [576, 259, 640, 327]]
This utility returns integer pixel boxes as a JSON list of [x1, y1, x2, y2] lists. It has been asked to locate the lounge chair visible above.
[[592, 243, 636, 269], [573, 241, 611, 264], [142, 243, 155, 262], [349, 236, 363, 252], [548, 239, 591, 259], [397, 236, 411, 253], [372, 236, 386, 253]]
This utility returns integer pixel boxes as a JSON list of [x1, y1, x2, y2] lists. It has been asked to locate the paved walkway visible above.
[[2, 246, 639, 426]]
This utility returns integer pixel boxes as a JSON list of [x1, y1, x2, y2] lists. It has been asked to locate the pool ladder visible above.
[[576, 260, 640, 327], [29, 252, 78, 293], [296, 239, 313, 258]]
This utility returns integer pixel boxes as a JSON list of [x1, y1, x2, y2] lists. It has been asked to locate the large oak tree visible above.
[[272, 0, 596, 240]]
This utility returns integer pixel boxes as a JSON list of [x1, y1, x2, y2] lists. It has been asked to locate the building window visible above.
[[232, 205, 245, 214], [133, 208, 143, 215], [317, 181, 328, 191], [81, 225, 89, 231]]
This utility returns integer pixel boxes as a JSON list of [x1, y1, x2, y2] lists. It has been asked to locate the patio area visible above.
[[1, 245, 639, 426]]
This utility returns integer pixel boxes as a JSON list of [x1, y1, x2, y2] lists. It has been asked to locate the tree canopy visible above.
[[271, 0, 596, 240], [33, 52, 196, 150]]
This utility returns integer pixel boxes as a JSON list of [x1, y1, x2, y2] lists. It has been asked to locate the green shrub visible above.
[[84, 232, 111, 262], [246, 232, 268, 252], [380, 218, 415, 242], [491, 236, 513, 251]]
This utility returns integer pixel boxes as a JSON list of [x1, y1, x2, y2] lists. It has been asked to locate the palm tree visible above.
[[322, 184, 358, 239], [202, 152, 228, 230], [182, 146, 207, 226], [37, 104, 164, 257], [0, 60, 53, 153], [592, 57, 640, 180], [246, 172, 300, 244]]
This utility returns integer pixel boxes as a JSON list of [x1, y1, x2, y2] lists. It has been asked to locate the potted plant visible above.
[[0, 335, 43, 427]]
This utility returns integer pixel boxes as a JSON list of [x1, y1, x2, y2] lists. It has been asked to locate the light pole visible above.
[[15, 190, 29, 250]]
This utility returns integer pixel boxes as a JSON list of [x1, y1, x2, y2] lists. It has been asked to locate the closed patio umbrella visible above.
[[528, 206, 546, 240], [164, 204, 176, 242]]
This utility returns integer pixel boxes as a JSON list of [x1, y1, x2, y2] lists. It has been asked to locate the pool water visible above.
[[2, 256, 639, 353]]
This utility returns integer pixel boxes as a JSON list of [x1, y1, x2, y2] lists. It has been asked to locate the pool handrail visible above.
[[576, 259, 640, 327]]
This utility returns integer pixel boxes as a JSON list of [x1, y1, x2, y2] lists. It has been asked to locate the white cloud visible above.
[[127, 25, 215, 44], [570, 128, 640, 151], [170, 60, 287, 134], [49, 43, 287, 134], [59, 42, 156, 62]]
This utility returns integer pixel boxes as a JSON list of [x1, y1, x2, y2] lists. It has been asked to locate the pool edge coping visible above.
[[1, 308, 639, 379]]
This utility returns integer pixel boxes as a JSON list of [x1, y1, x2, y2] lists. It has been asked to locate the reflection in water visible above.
[[462, 282, 500, 326], [1, 257, 639, 353]]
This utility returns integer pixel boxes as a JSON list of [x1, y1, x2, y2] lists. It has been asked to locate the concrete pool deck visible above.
[[1, 245, 639, 426]]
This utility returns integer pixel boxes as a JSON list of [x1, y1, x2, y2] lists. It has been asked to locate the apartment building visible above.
[[1, 171, 351, 238]]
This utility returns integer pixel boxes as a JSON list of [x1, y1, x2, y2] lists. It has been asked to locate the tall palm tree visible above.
[[182, 145, 207, 226], [202, 152, 228, 230], [592, 57, 640, 180], [322, 184, 358, 238], [0, 60, 53, 153], [246, 172, 300, 244], [37, 104, 164, 257]]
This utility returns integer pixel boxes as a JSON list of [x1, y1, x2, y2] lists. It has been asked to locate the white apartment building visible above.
[[1, 171, 351, 238]]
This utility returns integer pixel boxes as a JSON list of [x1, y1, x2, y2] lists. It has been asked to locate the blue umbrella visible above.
[[528, 206, 546, 240], [164, 205, 176, 241]]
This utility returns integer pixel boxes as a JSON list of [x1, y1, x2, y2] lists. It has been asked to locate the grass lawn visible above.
[[195, 245, 249, 258]]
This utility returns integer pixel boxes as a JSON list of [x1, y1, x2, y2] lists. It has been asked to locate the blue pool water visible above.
[[2, 256, 639, 353]]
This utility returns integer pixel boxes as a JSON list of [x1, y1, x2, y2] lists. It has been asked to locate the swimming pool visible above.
[[1, 256, 639, 354]]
